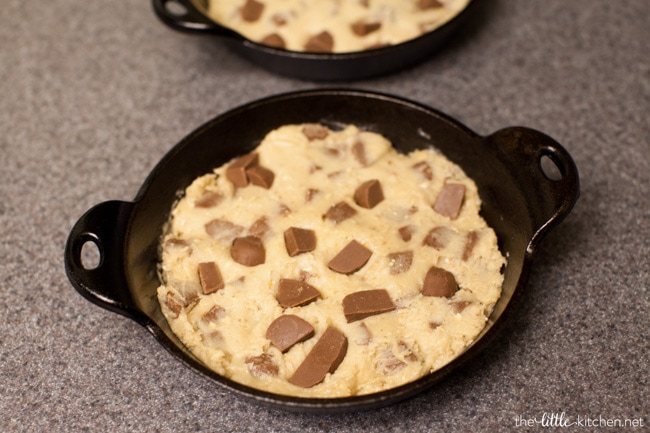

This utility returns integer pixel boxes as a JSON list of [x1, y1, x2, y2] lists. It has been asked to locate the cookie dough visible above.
[[157, 123, 505, 398], [207, 0, 470, 53]]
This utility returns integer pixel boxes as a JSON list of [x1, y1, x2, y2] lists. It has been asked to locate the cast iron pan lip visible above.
[[65, 88, 579, 413], [151, 0, 482, 79]]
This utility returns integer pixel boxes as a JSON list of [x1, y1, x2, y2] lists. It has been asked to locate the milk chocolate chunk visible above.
[[433, 182, 466, 219], [241, 0, 265, 22], [205, 218, 245, 242], [246, 353, 279, 377], [398, 225, 414, 242], [412, 160, 433, 180], [354, 179, 384, 209], [266, 315, 315, 352], [342, 289, 396, 322], [194, 191, 223, 208], [231, 236, 265, 266], [451, 300, 471, 314], [226, 152, 259, 187], [249, 216, 271, 239], [276, 279, 321, 308], [418, 0, 443, 9], [305, 31, 334, 52], [288, 327, 348, 388], [261, 33, 286, 49], [201, 305, 226, 323], [246, 165, 275, 189], [302, 123, 329, 140], [351, 20, 382, 36], [323, 201, 357, 224], [165, 292, 183, 317], [388, 250, 413, 275], [422, 266, 458, 298], [198, 261, 225, 295], [422, 226, 454, 249], [352, 140, 367, 165], [284, 227, 316, 256], [462, 230, 479, 261], [328, 240, 372, 274]]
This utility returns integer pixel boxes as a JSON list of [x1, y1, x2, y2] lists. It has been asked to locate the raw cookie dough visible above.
[[157, 123, 505, 398], [207, 0, 470, 53]]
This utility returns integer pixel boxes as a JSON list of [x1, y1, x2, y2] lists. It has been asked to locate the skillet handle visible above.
[[487, 126, 580, 252], [152, 0, 242, 37], [64, 200, 142, 319]]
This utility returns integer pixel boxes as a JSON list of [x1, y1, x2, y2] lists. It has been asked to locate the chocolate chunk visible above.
[[422, 266, 458, 298], [246, 353, 279, 377], [164, 238, 190, 248], [418, 0, 443, 9], [451, 300, 472, 314], [198, 261, 225, 295], [284, 227, 316, 257], [249, 216, 271, 240], [398, 225, 414, 242], [377, 349, 406, 375], [288, 326, 348, 388], [276, 279, 321, 308], [328, 240, 372, 274], [201, 305, 226, 323], [323, 201, 357, 224], [351, 140, 367, 165], [342, 289, 396, 322], [306, 188, 320, 202], [266, 315, 315, 352], [354, 179, 384, 209], [261, 33, 286, 48], [302, 123, 329, 140], [462, 230, 479, 261], [226, 152, 259, 187], [194, 191, 223, 208], [241, 0, 265, 22], [351, 20, 381, 36], [412, 161, 433, 180], [387, 251, 413, 275], [422, 226, 454, 249], [433, 182, 466, 219], [429, 321, 442, 330], [165, 292, 183, 317], [205, 218, 245, 242], [202, 330, 224, 347], [305, 31, 334, 53], [231, 236, 265, 266], [246, 165, 274, 189]]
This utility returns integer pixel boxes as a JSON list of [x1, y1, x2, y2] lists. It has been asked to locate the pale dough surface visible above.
[[207, 0, 470, 53], [156, 124, 505, 397]]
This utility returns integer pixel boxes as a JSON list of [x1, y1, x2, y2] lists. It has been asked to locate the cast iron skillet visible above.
[[64, 89, 579, 413], [151, 0, 482, 80]]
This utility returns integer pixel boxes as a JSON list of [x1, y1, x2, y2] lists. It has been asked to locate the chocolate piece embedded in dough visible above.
[[387, 250, 413, 275], [288, 326, 348, 388], [276, 278, 321, 308], [418, 0, 443, 10], [342, 289, 396, 323], [433, 182, 466, 219], [194, 191, 223, 208], [354, 179, 384, 209], [422, 226, 454, 249], [241, 0, 265, 22], [226, 152, 259, 187], [305, 31, 334, 52], [462, 230, 479, 261], [266, 315, 315, 352], [261, 33, 285, 48], [323, 201, 357, 224], [328, 240, 372, 274], [246, 165, 275, 189], [422, 266, 458, 298], [198, 261, 225, 295], [351, 20, 381, 36], [284, 227, 316, 256], [231, 236, 265, 266], [302, 123, 329, 140]]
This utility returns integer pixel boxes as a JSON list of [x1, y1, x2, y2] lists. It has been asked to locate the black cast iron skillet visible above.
[[64, 89, 579, 413], [151, 0, 482, 80]]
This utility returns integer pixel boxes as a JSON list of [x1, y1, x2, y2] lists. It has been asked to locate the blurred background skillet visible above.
[[64, 89, 579, 413], [152, 0, 482, 80]]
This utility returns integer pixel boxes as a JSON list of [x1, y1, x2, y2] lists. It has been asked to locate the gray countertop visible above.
[[1, 0, 648, 432]]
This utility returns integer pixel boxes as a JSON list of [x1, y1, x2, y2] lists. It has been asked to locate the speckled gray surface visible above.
[[1, 0, 648, 432]]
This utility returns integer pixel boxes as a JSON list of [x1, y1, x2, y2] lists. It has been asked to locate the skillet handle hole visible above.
[[164, 0, 188, 17], [539, 153, 564, 182], [80, 239, 102, 270]]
